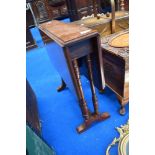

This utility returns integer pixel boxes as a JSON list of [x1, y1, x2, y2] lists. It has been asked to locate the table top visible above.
[[39, 20, 97, 47], [101, 29, 129, 61]]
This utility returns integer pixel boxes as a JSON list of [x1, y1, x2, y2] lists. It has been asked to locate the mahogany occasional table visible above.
[[39, 20, 110, 133]]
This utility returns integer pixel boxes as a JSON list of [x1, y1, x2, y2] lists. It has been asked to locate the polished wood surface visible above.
[[39, 20, 110, 133], [39, 20, 97, 45]]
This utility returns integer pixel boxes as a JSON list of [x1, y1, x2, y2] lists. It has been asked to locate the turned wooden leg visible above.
[[73, 58, 110, 133], [72, 59, 90, 121], [57, 78, 66, 92], [86, 54, 99, 114]]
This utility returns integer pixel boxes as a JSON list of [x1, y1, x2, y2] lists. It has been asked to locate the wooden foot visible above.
[[57, 79, 66, 92], [76, 112, 110, 133], [117, 95, 128, 115], [119, 106, 126, 115]]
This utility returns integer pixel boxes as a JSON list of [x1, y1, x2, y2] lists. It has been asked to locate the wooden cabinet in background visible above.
[[66, 0, 129, 21], [66, 0, 101, 21], [26, 3, 37, 50], [32, 0, 68, 23], [31, 0, 68, 43]]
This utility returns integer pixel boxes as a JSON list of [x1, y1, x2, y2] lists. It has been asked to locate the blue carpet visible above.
[[26, 19, 129, 155]]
